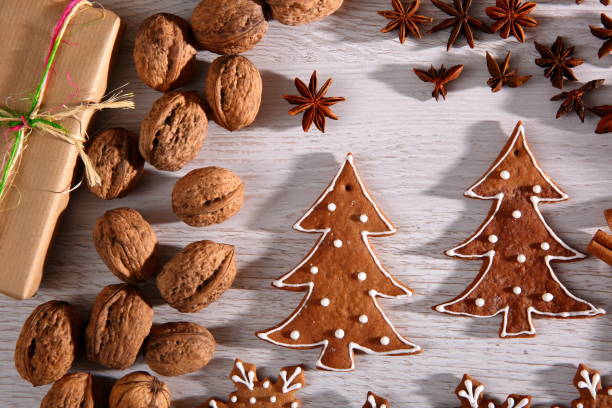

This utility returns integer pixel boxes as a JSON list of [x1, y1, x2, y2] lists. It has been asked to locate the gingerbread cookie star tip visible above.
[[257, 153, 420, 371], [363, 392, 390, 408]]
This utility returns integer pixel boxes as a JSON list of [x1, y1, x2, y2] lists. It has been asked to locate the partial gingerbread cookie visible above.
[[257, 153, 421, 371], [267, 0, 344, 26], [565, 364, 611, 408], [454, 374, 531, 408], [435, 121, 605, 337], [201, 360, 304, 408], [588, 209, 612, 266], [363, 392, 390, 408]]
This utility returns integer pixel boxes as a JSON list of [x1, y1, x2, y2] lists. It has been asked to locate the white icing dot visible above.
[[270, 396, 277, 403], [210, 402, 216, 407], [380, 336, 390, 345], [357, 272, 367, 281], [381, 405, 387, 408], [290, 330, 300, 340], [368, 289, 377, 296], [561, 312, 570, 317], [512, 210, 522, 219], [249, 398, 256, 404], [334, 329, 345, 339], [541, 242, 550, 251], [513, 286, 522, 295], [310, 266, 319, 274], [333, 239, 343, 248], [231, 396, 238, 403], [488, 234, 498, 243], [542, 293, 554, 302], [291, 403, 299, 408], [320, 298, 330, 307], [263, 381, 270, 389], [517, 254, 527, 263], [327, 203, 337, 211], [607, 389, 612, 396], [475, 298, 485, 307], [359, 214, 369, 223], [532, 185, 542, 194], [577, 404, 584, 408], [359, 314, 369, 323], [500, 170, 510, 180], [488, 403, 495, 408]]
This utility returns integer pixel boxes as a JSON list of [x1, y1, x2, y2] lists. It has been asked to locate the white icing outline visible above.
[[458, 379, 484, 408], [231, 361, 255, 390], [257, 153, 420, 371], [436, 123, 605, 337], [578, 369, 600, 399], [280, 367, 303, 393]]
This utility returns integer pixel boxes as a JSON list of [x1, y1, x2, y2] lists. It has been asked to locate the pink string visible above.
[[44, 0, 85, 68], [8, 116, 28, 133]]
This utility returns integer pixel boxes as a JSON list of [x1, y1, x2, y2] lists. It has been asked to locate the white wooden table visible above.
[[1, 1, 611, 407]]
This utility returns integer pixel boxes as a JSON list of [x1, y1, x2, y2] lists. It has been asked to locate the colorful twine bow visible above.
[[0, 0, 134, 203]]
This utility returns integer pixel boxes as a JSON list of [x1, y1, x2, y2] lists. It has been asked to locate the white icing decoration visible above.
[[257, 153, 421, 372], [231, 361, 255, 390], [577, 368, 600, 399], [270, 396, 277, 403], [517, 254, 526, 263], [532, 185, 542, 194], [512, 210, 522, 219], [380, 405, 386, 408], [249, 397, 256, 404], [263, 380, 270, 389], [577, 404, 584, 408], [280, 367, 303, 393], [506, 397, 530, 408], [542, 293, 554, 302], [334, 329, 345, 339], [500, 170, 510, 180], [437, 123, 606, 337], [327, 203, 337, 211], [608, 389, 612, 396], [513, 286, 522, 295], [360, 214, 369, 223], [290, 330, 300, 340], [359, 314, 369, 323], [210, 401, 218, 408], [320, 298, 330, 307], [333, 239, 343, 248], [541, 242, 550, 251], [458, 379, 484, 408], [380, 336, 390, 345], [475, 298, 485, 307], [231, 396, 238, 403], [291, 403, 299, 408], [357, 272, 367, 281], [310, 266, 319, 274], [488, 234, 498, 243], [488, 403, 495, 408]]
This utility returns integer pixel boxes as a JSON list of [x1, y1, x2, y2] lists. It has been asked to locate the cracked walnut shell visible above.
[[191, 0, 268, 55], [14, 301, 81, 387], [134, 13, 197, 92], [85, 284, 153, 370], [94, 207, 158, 283], [140, 91, 208, 171], [267, 0, 344, 25], [110, 371, 171, 408], [172, 167, 244, 227], [86, 128, 144, 200], [206, 55, 262, 131], [157, 240, 237, 313], [41, 372, 104, 408], [144, 322, 215, 376]]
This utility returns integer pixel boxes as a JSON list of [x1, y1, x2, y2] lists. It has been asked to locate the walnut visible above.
[[93, 208, 158, 283], [267, 0, 344, 25], [86, 128, 144, 200], [206, 55, 262, 131], [144, 322, 215, 376], [172, 167, 244, 227], [85, 284, 153, 370], [134, 13, 197, 92], [191, 0, 268, 55], [14, 301, 81, 386], [41, 372, 104, 408], [140, 91, 208, 171], [156, 240, 237, 313], [109, 372, 171, 408]]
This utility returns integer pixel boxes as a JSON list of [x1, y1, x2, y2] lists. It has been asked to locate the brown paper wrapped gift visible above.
[[0, 0, 122, 299]]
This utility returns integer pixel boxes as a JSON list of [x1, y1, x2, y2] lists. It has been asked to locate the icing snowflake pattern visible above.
[[569, 364, 611, 408], [455, 374, 531, 408]]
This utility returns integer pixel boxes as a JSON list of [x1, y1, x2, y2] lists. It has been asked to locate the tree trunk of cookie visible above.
[[502, 307, 534, 337], [319, 341, 354, 371]]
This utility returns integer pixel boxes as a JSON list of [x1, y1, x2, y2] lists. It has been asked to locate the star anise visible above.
[[591, 105, 612, 133], [413, 64, 464, 100], [550, 79, 605, 122], [485, 51, 532, 92], [534, 36, 584, 89], [378, 0, 433, 44], [590, 13, 612, 59], [429, 0, 492, 51], [283, 71, 346, 133], [485, 0, 537, 43]]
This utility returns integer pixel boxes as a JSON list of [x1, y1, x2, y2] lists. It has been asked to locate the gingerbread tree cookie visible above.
[[257, 153, 421, 371], [588, 209, 612, 266], [204, 360, 305, 408], [435, 121, 605, 338], [455, 374, 531, 408]]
